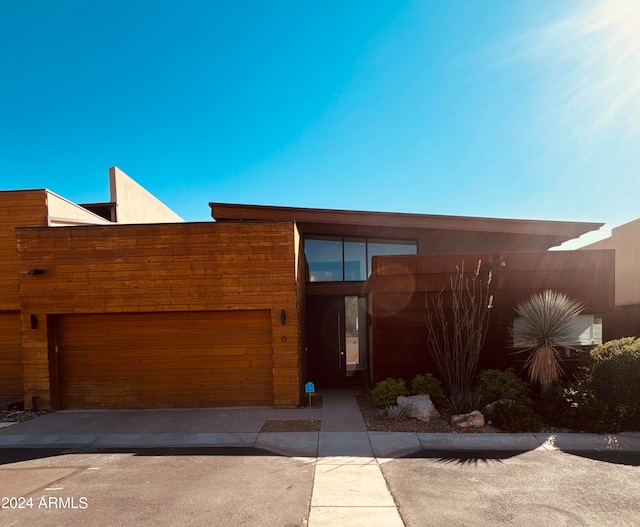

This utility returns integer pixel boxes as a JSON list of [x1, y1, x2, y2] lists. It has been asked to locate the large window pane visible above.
[[344, 238, 366, 281], [305, 237, 343, 282], [304, 236, 417, 282], [367, 239, 417, 276]]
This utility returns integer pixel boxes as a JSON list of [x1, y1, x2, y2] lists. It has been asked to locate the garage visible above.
[[54, 310, 273, 409], [0, 312, 22, 396]]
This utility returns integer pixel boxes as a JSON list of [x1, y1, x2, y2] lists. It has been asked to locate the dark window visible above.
[[304, 236, 416, 282]]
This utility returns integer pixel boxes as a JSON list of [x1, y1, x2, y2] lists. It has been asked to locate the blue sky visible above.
[[1, 1, 638, 247]]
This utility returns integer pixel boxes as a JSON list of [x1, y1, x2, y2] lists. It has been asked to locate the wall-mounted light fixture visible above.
[[20, 269, 45, 275], [487, 261, 507, 269], [280, 309, 286, 325], [30, 314, 38, 330]]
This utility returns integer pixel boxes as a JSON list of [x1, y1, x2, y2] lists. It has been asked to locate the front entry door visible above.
[[306, 296, 346, 388]]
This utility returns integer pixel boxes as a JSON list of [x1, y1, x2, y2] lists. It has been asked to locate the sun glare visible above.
[[510, 0, 640, 148]]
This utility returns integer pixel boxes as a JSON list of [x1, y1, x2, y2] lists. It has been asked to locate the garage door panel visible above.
[[57, 310, 273, 408], [0, 313, 22, 395]]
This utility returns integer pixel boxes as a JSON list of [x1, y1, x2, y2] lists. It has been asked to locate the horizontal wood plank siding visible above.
[[17, 222, 302, 408], [0, 191, 48, 311], [0, 312, 23, 395], [0, 191, 50, 395], [369, 250, 615, 384]]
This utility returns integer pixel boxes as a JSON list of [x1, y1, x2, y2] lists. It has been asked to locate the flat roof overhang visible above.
[[209, 202, 603, 248]]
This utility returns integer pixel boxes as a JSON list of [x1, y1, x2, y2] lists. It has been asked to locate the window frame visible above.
[[304, 234, 418, 282]]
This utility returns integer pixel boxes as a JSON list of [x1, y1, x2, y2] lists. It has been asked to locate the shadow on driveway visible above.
[[404, 447, 640, 467], [561, 449, 640, 466], [403, 448, 530, 466], [0, 446, 281, 466]]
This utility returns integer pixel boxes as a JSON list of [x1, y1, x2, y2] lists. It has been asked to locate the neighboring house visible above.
[[0, 167, 183, 398], [2, 170, 617, 409], [580, 218, 640, 338]]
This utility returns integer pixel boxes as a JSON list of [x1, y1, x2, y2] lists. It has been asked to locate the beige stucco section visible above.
[[109, 166, 184, 224], [582, 218, 640, 306], [46, 191, 112, 226]]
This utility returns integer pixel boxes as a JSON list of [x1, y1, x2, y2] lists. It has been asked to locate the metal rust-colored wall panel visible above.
[[17, 221, 302, 409], [369, 250, 615, 384]]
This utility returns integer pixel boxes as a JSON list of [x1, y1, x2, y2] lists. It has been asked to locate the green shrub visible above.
[[410, 374, 446, 407], [475, 369, 530, 407], [370, 378, 408, 408], [575, 337, 640, 432], [589, 337, 640, 410], [490, 400, 543, 432], [534, 379, 606, 432], [539, 338, 640, 433], [535, 381, 573, 427]]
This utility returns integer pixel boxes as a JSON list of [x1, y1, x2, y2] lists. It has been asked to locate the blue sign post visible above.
[[305, 382, 315, 407]]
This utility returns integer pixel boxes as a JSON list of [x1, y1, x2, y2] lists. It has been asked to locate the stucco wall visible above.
[[46, 191, 112, 226], [582, 218, 640, 306], [109, 166, 184, 224]]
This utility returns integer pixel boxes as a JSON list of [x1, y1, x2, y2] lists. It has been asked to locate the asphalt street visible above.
[[382, 447, 640, 527], [1, 446, 640, 526], [0, 447, 314, 527]]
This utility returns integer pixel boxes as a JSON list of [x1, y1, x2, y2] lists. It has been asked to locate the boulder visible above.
[[396, 395, 440, 422], [451, 410, 485, 428]]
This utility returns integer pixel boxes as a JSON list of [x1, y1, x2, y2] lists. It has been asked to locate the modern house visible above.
[[210, 204, 614, 387], [1, 168, 619, 410], [580, 218, 640, 338]]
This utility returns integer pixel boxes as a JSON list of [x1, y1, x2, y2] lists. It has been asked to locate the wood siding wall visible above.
[[294, 227, 308, 396], [16, 221, 303, 408], [0, 191, 49, 394], [369, 250, 615, 384]]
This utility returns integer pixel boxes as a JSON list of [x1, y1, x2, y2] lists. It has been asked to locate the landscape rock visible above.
[[451, 410, 485, 428], [396, 395, 440, 422]]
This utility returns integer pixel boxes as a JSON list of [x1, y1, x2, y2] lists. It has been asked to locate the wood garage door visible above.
[[0, 312, 23, 396], [55, 311, 273, 409]]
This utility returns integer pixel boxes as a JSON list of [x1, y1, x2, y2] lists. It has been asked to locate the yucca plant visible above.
[[512, 290, 584, 391]]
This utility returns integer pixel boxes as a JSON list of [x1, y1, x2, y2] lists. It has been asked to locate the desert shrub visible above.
[[535, 381, 574, 427], [370, 378, 408, 408], [375, 405, 407, 419], [490, 400, 543, 432], [539, 339, 640, 433], [475, 368, 530, 407], [425, 260, 493, 414], [533, 379, 603, 432], [571, 337, 640, 432], [589, 337, 640, 410], [410, 373, 446, 407]]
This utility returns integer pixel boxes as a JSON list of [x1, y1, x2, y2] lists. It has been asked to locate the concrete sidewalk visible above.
[[1, 391, 639, 527], [1, 389, 639, 455]]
